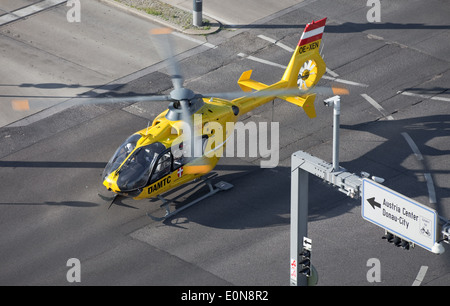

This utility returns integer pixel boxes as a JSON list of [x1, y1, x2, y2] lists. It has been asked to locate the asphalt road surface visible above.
[[0, 0, 449, 287]]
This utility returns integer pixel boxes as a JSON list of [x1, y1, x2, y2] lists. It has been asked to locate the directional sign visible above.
[[362, 179, 438, 252], [303, 237, 312, 251]]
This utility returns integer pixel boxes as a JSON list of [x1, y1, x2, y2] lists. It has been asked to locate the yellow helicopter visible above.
[[13, 18, 347, 219]]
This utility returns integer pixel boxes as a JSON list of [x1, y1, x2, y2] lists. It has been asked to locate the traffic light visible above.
[[298, 248, 311, 277], [382, 231, 412, 250], [382, 232, 394, 243], [393, 236, 401, 247], [400, 240, 410, 250]]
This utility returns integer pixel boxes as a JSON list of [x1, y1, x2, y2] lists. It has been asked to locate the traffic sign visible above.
[[303, 237, 312, 251], [362, 179, 438, 252]]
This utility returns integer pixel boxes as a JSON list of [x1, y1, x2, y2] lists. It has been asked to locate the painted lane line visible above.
[[323, 76, 368, 87], [430, 96, 450, 102], [412, 266, 428, 286], [361, 93, 394, 120], [238, 53, 287, 69], [401, 132, 423, 161], [0, 0, 67, 26], [398, 90, 450, 102], [171, 31, 217, 49], [401, 132, 436, 204], [257, 34, 295, 53], [325, 68, 339, 78], [398, 91, 430, 99], [424, 173, 437, 204]]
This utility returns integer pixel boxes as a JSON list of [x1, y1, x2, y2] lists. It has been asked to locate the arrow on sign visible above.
[[367, 197, 381, 210]]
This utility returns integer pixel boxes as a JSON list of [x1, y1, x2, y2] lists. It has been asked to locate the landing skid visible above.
[[147, 180, 233, 221]]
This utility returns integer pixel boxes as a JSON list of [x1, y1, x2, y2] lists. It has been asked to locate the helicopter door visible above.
[[150, 151, 172, 183], [172, 135, 209, 170]]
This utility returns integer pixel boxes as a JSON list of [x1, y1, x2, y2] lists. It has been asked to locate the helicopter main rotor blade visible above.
[[12, 84, 349, 111], [150, 28, 184, 91], [11, 94, 172, 111], [201, 85, 349, 101], [178, 99, 203, 158]]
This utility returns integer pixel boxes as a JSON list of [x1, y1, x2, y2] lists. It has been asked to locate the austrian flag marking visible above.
[[177, 167, 183, 177], [298, 17, 327, 46]]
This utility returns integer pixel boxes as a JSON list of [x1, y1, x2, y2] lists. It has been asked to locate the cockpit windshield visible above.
[[103, 134, 211, 193], [102, 134, 141, 180], [115, 142, 166, 191], [102, 134, 167, 191]]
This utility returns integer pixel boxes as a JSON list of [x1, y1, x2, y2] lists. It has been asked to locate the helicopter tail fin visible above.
[[282, 17, 327, 89], [278, 18, 327, 118], [235, 18, 327, 118]]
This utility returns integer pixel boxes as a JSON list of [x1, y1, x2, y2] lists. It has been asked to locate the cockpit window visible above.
[[102, 134, 141, 180], [150, 152, 172, 183], [103, 134, 212, 193], [116, 142, 166, 191]]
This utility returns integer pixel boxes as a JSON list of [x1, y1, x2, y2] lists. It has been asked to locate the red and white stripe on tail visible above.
[[297, 18, 327, 50]]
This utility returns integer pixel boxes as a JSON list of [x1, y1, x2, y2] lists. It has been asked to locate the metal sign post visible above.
[[290, 162, 309, 286]]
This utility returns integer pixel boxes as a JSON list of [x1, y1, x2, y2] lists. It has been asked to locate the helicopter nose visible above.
[[103, 173, 120, 193]]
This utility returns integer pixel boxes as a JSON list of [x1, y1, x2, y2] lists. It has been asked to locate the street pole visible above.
[[324, 96, 341, 172], [332, 96, 340, 172], [193, 0, 202, 27], [290, 158, 309, 286]]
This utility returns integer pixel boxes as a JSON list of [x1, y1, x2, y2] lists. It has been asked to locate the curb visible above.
[[98, 0, 221, 35]]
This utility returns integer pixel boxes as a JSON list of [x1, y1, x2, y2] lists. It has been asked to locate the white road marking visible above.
[[430, 96, 450, 102], [401, 132, 424, 161], [401, 132, 436, 204], [361, 93, 394, 120], [398, 90, 450, 102], [257, 34, 295, 53], [325, 67, 339, 78], [323, 76, 368, 87], [424, 173, 437, 204], [171, 31, 217, 49], [0, 0, 67, 26], [412, 266, 428, 286], [238, 53, 288, 69]]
